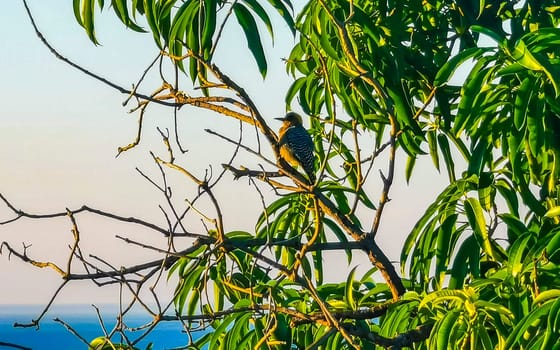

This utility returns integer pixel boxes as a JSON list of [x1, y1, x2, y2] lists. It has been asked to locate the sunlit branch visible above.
[[253, 313, 278, 350], [155, 156, 226, 243], [165, 50, 316, 189], [0, 242, 66, 277], [187, 51, 279, 150], [413, 86, 437, 120], [65, 209, 80, 275], [302, 274, 360, 349], [369, 123, 397, 239], [117, 101, 148, 156], [311, 189, 406, 299]]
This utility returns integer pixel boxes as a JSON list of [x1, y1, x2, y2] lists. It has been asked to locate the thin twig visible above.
[[21, 0, 178, 107]]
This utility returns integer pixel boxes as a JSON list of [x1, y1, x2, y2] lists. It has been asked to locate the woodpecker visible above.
[[275, 112, 316, 182]]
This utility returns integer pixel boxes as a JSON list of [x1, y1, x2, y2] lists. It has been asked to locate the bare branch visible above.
[[21, 0, 179, 108], [0, 342, 32, 350]]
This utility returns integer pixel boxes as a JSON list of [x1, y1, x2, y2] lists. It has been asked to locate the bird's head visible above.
[[275, 112, 303, 127]]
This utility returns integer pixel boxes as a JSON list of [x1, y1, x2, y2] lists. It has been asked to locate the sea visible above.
[[0, 304, 201, 350]]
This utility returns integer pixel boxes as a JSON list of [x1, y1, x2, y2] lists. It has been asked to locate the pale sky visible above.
[[0, 1, 447, 307]]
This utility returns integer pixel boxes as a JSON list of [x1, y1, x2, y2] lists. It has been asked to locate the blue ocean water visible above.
[[0, 305, 199, 350]]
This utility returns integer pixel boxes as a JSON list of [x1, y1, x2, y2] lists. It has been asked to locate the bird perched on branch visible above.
[[275, 112, 316, 183]]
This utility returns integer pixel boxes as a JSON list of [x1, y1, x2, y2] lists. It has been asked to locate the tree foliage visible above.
[[3, 0, 560, 349]]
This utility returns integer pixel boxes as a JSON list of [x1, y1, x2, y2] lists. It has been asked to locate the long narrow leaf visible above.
[[464, 197, 495, 260], [233, 3, 268, 77]]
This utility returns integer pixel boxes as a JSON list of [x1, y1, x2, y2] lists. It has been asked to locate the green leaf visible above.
[[544, 206, 560, 218], [454, 60, 493, 137], [435, 310, 462, 350], [82, 0, 99, 44], [508, 38, 560, 95], [227, 312, 251, 349], [401, 181, 461, 272], [547, 297, 560, 345], [357, 187, 376, 210], [545, 231, 560, 263], [175, 265, 205, 315], [330, 188, 351, 215], [495, 179, 520, 217], [419, 289, 469, 310], [508, 39, 544, 71], [507, 232, 535, 278], [434, 47, 489, 86], [405, 155, 416, 183], [399, 131, 426, 157], [449, 235, 478, 289], [187, 288, 200, 316], [89, 337, 110, 349], [312, 249, 324, 284], [73, 0, 84, 26], [470, 24, 506, 44], [514, 77, 536, 130], [168, 0, 198, 71], [142, 0, 161, 48], [266, 0, 295, 36], [389, 86, 422, 135], [300, 253, 313, 278], [324, 218, 352, 264], [526, 101, 545, 160], [345, 266, 357, 310], [437, 133, 456, 182], [435, 214, 458, 288], [210, 312, 238, 346], [233, 3, 268, 77], [467, 139, 490, 177], [242, 0, 274, 39], [524, 28, 560, 49], [226, 230, 254, 239], [534, 290, 560, 306], [477, 179, 495, 212], [111, 0, 145, 32], [505, 300, 553, 348], [427, 130, 440, 171], [201, 0, 217, 56], [318, 12, 340, 60], [464, 197, 495, 260], [255, 194, 293, 236], [498, 213, 527, 239]]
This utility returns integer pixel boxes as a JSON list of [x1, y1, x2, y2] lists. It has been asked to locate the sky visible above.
[[0, 1, 448, 308]]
